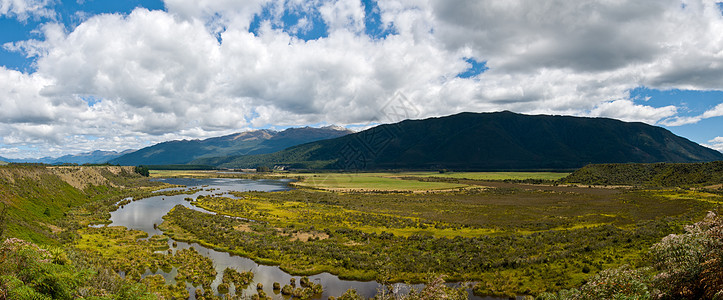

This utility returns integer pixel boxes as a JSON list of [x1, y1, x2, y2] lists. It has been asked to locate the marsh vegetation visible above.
[[1, 165, 722, 299], [160, 178, 721, 296]]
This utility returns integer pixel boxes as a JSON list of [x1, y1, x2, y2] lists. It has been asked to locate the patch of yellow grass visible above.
[[292, 174, 468, 191]]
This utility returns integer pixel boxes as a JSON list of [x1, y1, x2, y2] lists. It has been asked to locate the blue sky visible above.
[[0, 0, 722, 158]]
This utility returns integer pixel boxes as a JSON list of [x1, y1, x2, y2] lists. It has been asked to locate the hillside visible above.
[[561, 161, 723, 187], [209, 111, 723, 170], [0, 165, 156, 243], [110, 126, 353, 166]]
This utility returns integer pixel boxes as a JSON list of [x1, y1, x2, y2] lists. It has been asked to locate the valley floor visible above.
[[158, 172, 721, 296], [2, 167, 722, 299]]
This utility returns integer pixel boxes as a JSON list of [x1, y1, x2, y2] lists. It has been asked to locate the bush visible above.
[[0, 238, 83, 300], [538, 211, 723, 300], [577, 266, 651, 299], [649, 211, 723, 299]]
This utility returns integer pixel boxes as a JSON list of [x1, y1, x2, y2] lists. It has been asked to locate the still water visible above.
[[103, 177, 506, 299]]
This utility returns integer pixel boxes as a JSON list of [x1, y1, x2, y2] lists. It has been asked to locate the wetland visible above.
[[2, 165, 722, 299]]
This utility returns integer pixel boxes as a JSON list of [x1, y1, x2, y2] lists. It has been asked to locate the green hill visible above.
[[561, 161, 723, 187], [0, 165, 155, 243], [199, 111, 723, 170], [110, 126, 353, 166]]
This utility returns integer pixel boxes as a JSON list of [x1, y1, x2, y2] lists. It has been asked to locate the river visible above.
[[103, 177, 513, 299]]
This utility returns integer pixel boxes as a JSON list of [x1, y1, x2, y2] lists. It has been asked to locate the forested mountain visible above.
[[110, 126, 353, 166], [205, 111, 723, 170]]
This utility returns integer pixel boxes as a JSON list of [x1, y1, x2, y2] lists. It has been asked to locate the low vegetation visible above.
[[2, 164, 723, 299], [397, 171, 570, 181], [538, 210, 723, 299], [0, 237, 165, 299], [0, 165, 162, 244], [290, 173, 469, 191], [160, 184, 721, 295]]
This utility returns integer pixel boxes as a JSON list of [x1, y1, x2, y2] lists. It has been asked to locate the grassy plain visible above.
[[390, 171, 570, 181], [150, 170, 569, 191], [150, 170, 227, 178], [289, 174, 469, 191], [159, 174, 721, 296]]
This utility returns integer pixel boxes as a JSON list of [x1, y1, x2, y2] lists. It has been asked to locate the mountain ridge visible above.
[[109, 126, 354, 166], [0, 150, 134, 165], [199, 111, 723, 170]]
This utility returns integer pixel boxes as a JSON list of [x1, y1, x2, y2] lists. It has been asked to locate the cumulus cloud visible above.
[[589, 100, 678, 124], [0, 0, 55, 21], [432, 0, 668, 72], [704, 137, 723, 152], [1, 0, 723, 158], [661, 102, 723, 126]]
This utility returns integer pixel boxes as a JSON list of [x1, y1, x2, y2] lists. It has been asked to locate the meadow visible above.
[[150, 170, 569, 191], [159, 174, 721, 296]]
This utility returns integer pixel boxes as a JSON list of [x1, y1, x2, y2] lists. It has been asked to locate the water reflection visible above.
[[103, 177, 498, 299]]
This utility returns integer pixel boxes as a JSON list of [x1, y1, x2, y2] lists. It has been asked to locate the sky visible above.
[[0, 0, 722, 159]]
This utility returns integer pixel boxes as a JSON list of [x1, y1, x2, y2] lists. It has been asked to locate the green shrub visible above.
[[649, 211, 723, 299], [538, 211, 723, 300]]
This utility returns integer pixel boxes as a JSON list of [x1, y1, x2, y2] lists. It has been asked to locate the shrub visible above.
[[649, 211, 723, 299], [576, 266, 651, 299], [538, 211, 723, 300]]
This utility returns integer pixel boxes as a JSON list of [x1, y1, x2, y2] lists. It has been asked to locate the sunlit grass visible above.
[[149, 170, 222, 178], [393, 171, 570, 181], [291, 174, 468, 191]]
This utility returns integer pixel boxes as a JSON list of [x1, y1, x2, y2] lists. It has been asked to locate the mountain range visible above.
[[108, 126, 354, 166], [197, 111, 723, 170], [3, 112, 721, 170], [0, 150, 134, 165]]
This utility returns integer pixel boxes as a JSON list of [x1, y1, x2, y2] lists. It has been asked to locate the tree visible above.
[[134, 165, 150, 177], [256, 166, 271, 173]]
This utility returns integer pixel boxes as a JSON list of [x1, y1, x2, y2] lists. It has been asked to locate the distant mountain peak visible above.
[[321, 125, 353, 132], [229, 129, 275, 141], [110, 126, 354, 166]]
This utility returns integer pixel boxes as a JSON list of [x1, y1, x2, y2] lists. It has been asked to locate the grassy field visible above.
[[150, 170, 227, 178], [290, 174, 469, 191], [150, 170, 568, 191], [390, 171, 570, 181], [151, 170, 569, 180], [160, 183, 720, 296]]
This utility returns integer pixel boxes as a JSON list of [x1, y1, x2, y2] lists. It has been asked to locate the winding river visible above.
[[104, 177, 508, 299]]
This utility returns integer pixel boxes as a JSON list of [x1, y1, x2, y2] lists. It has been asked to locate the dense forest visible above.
[[562, 161, 723, 187]]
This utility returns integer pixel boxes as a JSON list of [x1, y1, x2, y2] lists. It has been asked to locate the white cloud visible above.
[[2, 0, 723, 158], [319, 0, 365, 33], [589, 100, 678, 124], [661, 102, 723, 126], [0, 67, 57, 124], [163, 0, 268, 25], [0, 0, 55, 21], [704, 136, 723, 152]]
